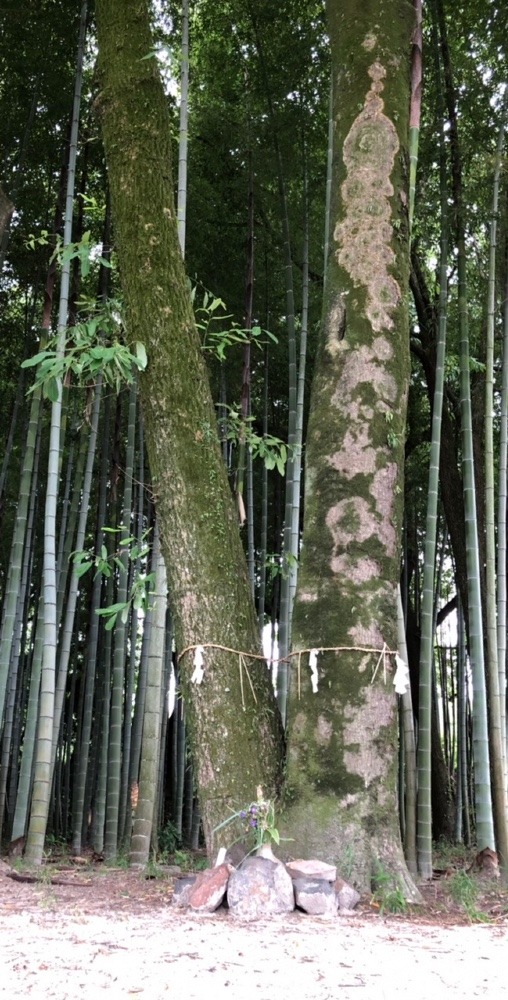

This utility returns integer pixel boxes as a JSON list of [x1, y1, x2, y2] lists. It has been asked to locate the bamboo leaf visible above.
[[44, 377, 59, 402], [21, 351, 54, 368], [96, 601, 130, 616]]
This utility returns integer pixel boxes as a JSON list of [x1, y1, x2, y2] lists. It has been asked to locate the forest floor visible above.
[[0, 847, 507, 1000]]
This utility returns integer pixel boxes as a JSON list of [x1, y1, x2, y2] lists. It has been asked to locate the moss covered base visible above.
[[280, 793, 421, 901]]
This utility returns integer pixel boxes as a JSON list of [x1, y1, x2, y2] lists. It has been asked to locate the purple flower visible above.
[[250, 819, 257, 828], [239, 811, 247, 819]]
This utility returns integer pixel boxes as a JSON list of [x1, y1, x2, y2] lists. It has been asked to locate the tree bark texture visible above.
[[284, 0, 419, 897], [94, 0, 284, 850]]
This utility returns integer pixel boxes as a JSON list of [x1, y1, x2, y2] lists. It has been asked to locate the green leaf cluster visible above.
[[72, 527, 154, 631], [223, 404, 289, 475], [21, 298, 147, 400], [213, 786, 282, 851], [192, 286, 277, 361]]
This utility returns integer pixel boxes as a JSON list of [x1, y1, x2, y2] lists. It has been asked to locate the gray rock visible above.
[[334, 877, 361, 911], [293, 877, 338, 916], [171, 875, 197, 908], [227, 856, 295, 921], [286, 859, 337, 883]]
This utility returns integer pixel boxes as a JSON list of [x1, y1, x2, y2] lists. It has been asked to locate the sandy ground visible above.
[[0, 871, 506, 1000]]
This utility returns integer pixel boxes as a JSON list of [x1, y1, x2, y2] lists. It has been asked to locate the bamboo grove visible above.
[[0, 0, 507, 886]]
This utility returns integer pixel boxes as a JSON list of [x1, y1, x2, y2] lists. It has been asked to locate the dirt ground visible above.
[[0, 856, 507, 1000]]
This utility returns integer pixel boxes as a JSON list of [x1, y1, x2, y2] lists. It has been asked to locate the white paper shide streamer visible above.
[[191, 645, 205, 685], [309, 649, 320, 693], [393, 653, 409, 695]]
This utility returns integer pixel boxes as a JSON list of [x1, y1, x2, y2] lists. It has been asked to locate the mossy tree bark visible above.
[[94, 0, 284, 851], [283, 0, 420, 899]]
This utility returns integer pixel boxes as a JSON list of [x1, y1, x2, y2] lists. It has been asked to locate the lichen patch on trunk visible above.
[[328, 425, 377, 478], [315, 715, 333, 745], [370, 464, 398, 554], [330, 554, 380, 584], [330, 345, 398, 409], [343, 684, 394, 785], [326, 496, 377, 548], [335, 62, 400, 333], [326, 498, 383, 585], [362, 32, 377, 52], [348, 622, 385, 648]]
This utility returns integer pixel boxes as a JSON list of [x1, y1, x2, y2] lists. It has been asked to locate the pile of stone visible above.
[[172, 848, 360, 920]]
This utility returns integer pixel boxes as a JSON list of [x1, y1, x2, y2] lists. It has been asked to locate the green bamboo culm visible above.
[[416, 6, 449, 880], [248, 11, 299, 722], [436, 0, 495, 854], [498, 186, 508, 780], [288, 136, 310, 633], [71, 390, 112, 855], [408, 0, 422, 237], [484, 84, 508, 873], [25, 0, 88, 865], [104, 379, 137, 860], [397, 588, 417, 874], [129, 521, 167, 868], [177, 0, 189, 256]]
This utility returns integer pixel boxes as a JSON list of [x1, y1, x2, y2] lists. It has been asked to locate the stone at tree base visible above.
[[285, 859, 337, 883], [186, 863, 232, 913], [334, 877, 361, 911], [172, 875, 197, 908], [293, 878, 338, 916], [227, 857, 295, 921]]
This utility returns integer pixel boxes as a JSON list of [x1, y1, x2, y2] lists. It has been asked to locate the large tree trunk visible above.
[[94, 0, 284, 851], [283, 0, 420, 899]]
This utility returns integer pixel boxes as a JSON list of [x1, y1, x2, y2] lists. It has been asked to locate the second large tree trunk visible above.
[[95, 0, 284, 851], [283, 0, 419, 898]]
